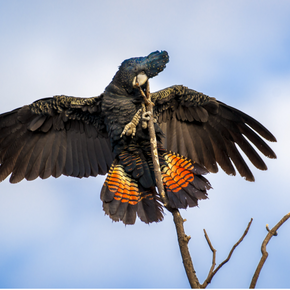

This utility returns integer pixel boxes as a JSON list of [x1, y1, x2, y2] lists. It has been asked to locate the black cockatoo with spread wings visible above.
[[0, 51, 276, 224]]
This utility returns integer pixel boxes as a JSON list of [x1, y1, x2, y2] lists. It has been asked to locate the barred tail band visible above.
[[104, 164, 140, 205], [101, 162, 163, 225], [160, 152, 211, 209]]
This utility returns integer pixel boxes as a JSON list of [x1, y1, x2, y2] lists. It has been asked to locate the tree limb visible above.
[[172, 209, 201, 289], [250, 212, 290, 289]]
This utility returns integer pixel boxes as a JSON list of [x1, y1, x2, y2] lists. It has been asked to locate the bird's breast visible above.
[[102, 93, 140, 141]]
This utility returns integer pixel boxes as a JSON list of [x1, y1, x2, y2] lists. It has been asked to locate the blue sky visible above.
[[0, 0, 290, 288]]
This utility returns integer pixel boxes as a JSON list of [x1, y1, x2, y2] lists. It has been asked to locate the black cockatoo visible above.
[[0, 51, 276, 224]]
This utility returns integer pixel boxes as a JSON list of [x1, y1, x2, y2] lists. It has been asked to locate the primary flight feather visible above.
[[0, 51, 276, 224]]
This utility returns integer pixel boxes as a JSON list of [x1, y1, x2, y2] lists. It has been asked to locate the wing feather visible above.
[[237, 122, 276, 158], [0, 132, 27, 181], [176, 119, 187, 157], [54, 130, 67, 178], [81, 131, 91, 178], [39, 130, 57, 180], [64, 128, 74, 176], [225, 140, 254, 181], [94, 139, 108, 175], [154, 85, 276, 181], [0, 95, 113, 183], [204, 122, 236, 175], [71, 129, 82, 177], [25, 133, 53, 180]]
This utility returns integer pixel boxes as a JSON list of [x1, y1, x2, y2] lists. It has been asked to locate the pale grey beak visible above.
[[132, 71, 148, 87]]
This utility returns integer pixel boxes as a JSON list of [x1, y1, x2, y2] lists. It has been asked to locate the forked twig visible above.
[[250, 212, 290, 288], [201, 218, 253, 288]]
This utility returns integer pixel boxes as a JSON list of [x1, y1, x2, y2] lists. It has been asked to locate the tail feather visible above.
[[119, 203, 136, 225], [160, 151, 211, 209], [101, 162, 163, 225], [101, 145, 211, 225], [119, 150, 153, 187], [132, 156, 144, 179], [137, 187, 164, 224]]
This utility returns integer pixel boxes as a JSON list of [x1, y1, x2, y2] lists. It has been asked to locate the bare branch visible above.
[[201, 218, 253, 288], [250, 212, 290, 289], [139, 81, 263, 289], [140, 82, 201, 288], [140, 82, 169, 208], [172, 209, 201, 288]]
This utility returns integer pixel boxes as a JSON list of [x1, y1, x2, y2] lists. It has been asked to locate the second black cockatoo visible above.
[[0, 51, 277, 224]]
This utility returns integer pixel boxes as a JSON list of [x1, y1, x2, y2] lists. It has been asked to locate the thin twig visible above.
[[201, 218, 253, 288], [139, 81, 201, 288], [250, 212, 290, 289], [202, 229, 216, 285]]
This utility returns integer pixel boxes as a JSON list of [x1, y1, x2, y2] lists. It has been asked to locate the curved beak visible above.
[[132, 71, 148, 87]]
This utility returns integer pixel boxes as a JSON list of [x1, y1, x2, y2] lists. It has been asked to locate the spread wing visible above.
[[0, 95, 113, 183], [152, 85, 277, 181]]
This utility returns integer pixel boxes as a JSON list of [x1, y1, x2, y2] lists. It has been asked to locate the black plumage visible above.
[[0, 51, 276, 224]]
